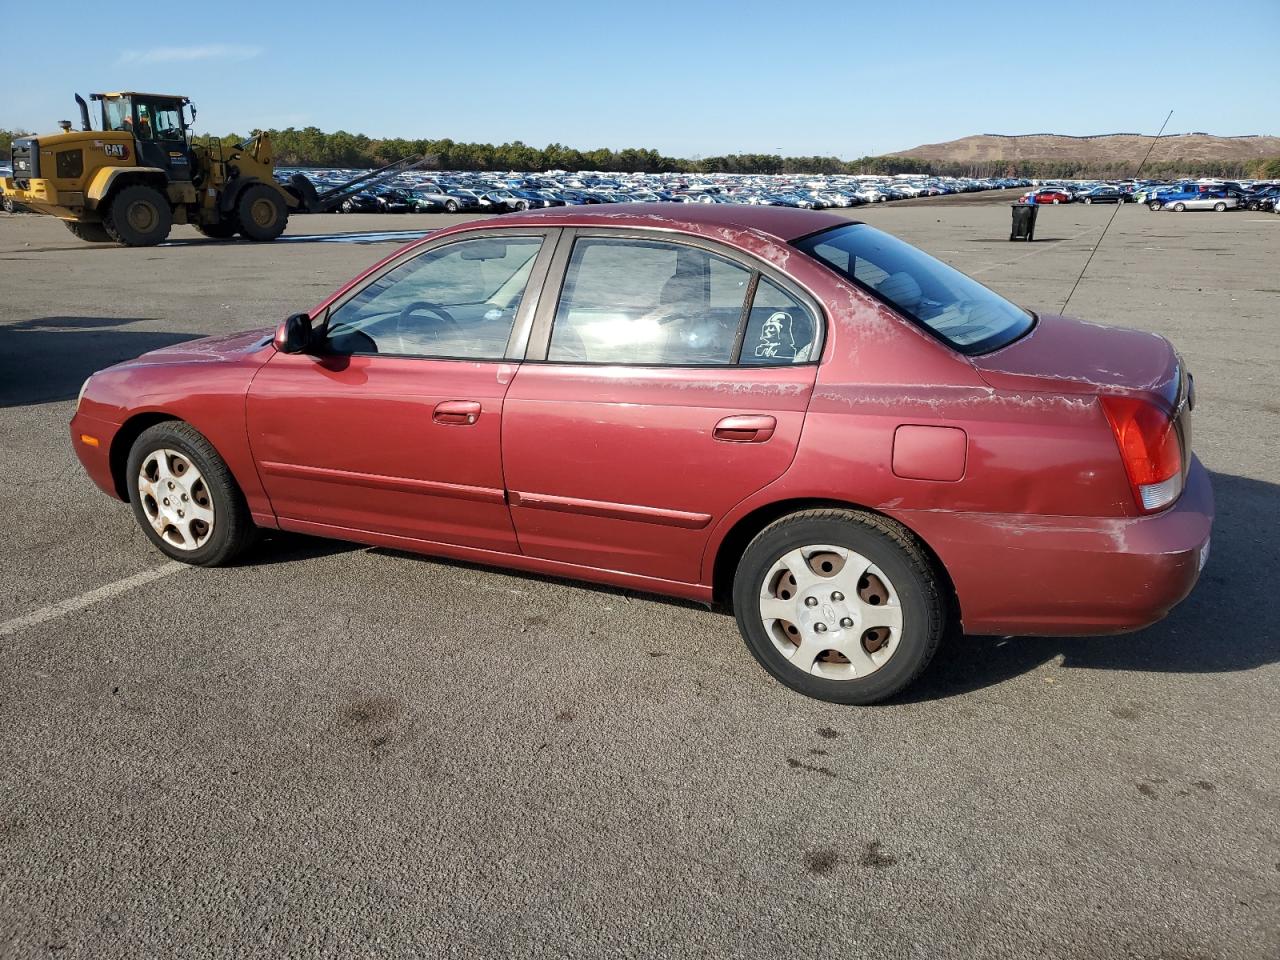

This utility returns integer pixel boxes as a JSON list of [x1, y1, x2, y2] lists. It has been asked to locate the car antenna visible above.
[[1059, 109, 1173, 315]]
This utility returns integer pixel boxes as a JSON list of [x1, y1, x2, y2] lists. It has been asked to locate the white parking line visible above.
[[0, 562, 187, 638]]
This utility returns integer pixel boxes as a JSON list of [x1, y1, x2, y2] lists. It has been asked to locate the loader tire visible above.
[[64, 221, 115, 243], [236, 184, 288, 242], [103, 185, 172, 246]]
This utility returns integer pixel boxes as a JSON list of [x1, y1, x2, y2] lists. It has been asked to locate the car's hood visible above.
[[972, 313, 1179, 403], [125, 328, 274, 366]]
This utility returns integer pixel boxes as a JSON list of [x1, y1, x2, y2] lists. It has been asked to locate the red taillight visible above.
[[1100, 395, 1183, 513]]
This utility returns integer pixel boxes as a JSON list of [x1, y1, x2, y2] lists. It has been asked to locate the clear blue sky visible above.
[[3, 0, 1276, 157]]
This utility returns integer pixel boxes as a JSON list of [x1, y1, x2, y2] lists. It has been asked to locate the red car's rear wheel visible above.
[[732, 509, 947, 704]]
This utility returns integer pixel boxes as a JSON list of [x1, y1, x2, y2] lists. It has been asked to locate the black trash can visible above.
[[1010, 203, 1038, 241]]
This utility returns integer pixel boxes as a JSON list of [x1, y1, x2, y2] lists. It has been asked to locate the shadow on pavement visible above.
[[963, 236, 1071, 244], [246, 531, 361, 566], [901, 471, 1279, 702], [0, 317, 199, 407], [365, 546, 711, 611], [249, 472, 1274, 702]]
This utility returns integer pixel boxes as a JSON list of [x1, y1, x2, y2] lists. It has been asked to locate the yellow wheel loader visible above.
[[1, 92, 428, 247]]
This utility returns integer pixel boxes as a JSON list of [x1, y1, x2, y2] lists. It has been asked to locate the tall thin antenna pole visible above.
[[1059, 110, 1173, 315]]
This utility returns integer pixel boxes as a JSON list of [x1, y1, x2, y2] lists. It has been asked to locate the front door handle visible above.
[[713, 415, 777, 443], [433, 400, 482, 425]]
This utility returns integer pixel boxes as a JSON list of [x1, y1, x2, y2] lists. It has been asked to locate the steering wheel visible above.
[[394, 300, 458, 354]]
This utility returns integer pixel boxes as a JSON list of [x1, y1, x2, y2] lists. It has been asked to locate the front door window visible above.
[[324, 236, 544, 359], [144, 103, 185, 142]]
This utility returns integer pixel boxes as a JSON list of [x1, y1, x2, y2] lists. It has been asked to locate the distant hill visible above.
[[892, 133, 1280, 171], [885, 132, 1280, 178]]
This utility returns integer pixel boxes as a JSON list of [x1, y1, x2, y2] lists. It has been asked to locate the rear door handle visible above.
[[713, 415, 777, 443], [433, 400, 482, 425]]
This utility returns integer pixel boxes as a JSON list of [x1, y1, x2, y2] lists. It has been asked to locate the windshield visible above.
[[794, 223, 1034, 354]]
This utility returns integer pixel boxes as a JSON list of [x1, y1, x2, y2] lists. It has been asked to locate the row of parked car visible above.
[[1021, 179, 1280, 213], [276, 168, 1033, 214]]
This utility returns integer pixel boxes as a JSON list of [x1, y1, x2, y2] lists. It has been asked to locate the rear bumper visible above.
[[898, 456, 1214, 636]]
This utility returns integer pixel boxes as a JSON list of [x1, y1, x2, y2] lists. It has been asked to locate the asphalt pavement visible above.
[[1, 199, 1277, 959]]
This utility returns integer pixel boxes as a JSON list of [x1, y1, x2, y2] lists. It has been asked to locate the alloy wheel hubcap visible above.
[[138, 448, 214, 550], [759, 544, 903, 680]]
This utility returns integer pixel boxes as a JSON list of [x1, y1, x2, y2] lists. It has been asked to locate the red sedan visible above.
[[1028, 189, 1073, 204], [70, 205, 1212, 704]]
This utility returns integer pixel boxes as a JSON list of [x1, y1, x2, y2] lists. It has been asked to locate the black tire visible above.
[[288, 173, 320, 212], [194, 220, 238, 239], [64, 221, 115, 243], [103, 184, 172, 246], [1084, 197, 1092, 204], [1172, 202, 1186, 212], [1213, 202, 1226, 213], [1149, 201, 1163, 211], [731, 509, 946, 705], [235, 183, 288, 242], [126, 422, 257, 567], [445, 199, 459, 213]]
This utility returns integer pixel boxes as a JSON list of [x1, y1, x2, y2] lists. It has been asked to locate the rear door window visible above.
[[545, 236, 820, 366], [548, 237, 750, 365]]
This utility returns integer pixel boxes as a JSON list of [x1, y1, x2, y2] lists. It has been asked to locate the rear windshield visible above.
[[794, 224, 1034, 354]]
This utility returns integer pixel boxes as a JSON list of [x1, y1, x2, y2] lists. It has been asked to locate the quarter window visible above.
[[739, 278, 818, 365], [548, 237, 752, 365], [324, 236, 543, 359]]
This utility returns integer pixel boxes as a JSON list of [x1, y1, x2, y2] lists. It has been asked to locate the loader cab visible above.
[[93, 92, 195, 181]]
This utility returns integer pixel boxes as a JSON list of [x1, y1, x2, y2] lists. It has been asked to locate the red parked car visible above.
[[1027, 189, 1073, 204], [70, 205, 1212, 704]]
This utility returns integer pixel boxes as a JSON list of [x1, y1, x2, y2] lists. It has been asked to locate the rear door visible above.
[[247, 229, 556, 551], [502, 230, 823, 586]]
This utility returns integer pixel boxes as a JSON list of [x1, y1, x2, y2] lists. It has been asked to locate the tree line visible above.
[[3, 125, 1277, 180]]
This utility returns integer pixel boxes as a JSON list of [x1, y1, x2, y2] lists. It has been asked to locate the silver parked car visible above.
[[1162, 191, 1240, 212]]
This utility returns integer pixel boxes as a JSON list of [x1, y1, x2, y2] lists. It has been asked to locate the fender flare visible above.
[[86, 166, 167, 207]]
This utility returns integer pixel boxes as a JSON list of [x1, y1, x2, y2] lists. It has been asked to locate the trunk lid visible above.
[[972, 313, 1179, 402], [973, 312, 1192, 490]]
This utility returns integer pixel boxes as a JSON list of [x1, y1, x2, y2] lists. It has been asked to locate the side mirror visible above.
[[274, 313, 313, 354]]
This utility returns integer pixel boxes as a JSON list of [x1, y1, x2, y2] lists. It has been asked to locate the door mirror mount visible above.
[[274, 313, 314, 354]]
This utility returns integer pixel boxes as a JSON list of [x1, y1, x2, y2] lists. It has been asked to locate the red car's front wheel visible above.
[[126, 422, 257, 566]]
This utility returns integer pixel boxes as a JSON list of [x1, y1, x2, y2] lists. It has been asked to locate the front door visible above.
[[247, 231, 554, 552], [502, 232, 822, 586], [131, 98, 194, 180]]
